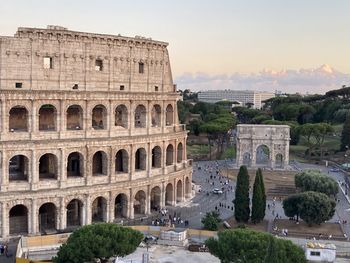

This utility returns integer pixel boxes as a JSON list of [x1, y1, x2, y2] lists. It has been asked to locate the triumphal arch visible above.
[[236, 124, 290, 169]]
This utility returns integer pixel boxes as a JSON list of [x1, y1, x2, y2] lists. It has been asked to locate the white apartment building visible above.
[[198, 90, 275, 109]]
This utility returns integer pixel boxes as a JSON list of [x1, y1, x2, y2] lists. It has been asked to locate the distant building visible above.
[[198, 90, 275, 109]]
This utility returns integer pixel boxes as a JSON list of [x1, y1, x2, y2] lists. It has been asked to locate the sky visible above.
[[1, 0, 350, 94]]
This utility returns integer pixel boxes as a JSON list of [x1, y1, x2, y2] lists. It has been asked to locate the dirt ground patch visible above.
[[218, 216, 268, 232], [273, 219, 346, 241], [220, 168, 297, 199]]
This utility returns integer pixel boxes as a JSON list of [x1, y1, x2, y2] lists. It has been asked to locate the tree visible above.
[[234, 165, 250, 222], [251, 169, 265, 223], [205, 228, 306, 263], [295, 169, 338, 196], [283, 191, 336, 226], [53, 223, 143, 263], [201, 211, 221, 231], [258, 168, 266, 214], [341, 113, 350, 151]]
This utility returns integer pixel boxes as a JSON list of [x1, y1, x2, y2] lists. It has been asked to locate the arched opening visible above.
[[151, 104, 161, 127], [39, 104, 57, 131], [92, 105, 107, 130], [165, 183, 174, 205], [9, 155, 29, 181], [185, 177, 191, 198], [135, 148, 146, 171], [115, 105, 128, 128], [115, 150, 129, 173], [166, 144, 174, 165], [243, 152, 251, 167], [151, 146, 162, 168], [9, 106, 28, 132], [150, 186, 161, 211], [176, 180, 183, 203], [9, 204, 28, 235], [66, 199, 83, 227], [39, 203, 57, 233], [115, 194, 128, 218], [134, 105, 146, 128], [92, 151, 108, 176], [256, 145, 270, 166], [165, 104, 174, 126], [92, 197, 107, 223], [275, 153, 284, 169], [134, 190, 146, 215], [39, 153, 58, 180], [67, 152, 84, 177], [177, 143, 183, 163], [67, 105, 83, 130]]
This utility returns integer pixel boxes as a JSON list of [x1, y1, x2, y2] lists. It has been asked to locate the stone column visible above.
[[59, 197, 66, 230], [147, 101, 151, 135], [173, 178, 177, 206], [29, 100, 36, 138], [129, 100, 133, 136], [146, 185, 151, 215], [0, 99, 6, 135], [251, 141, 256, 167], [174, 139, 178, 166], [60, 148, 67, 188], [129, 144, 134, 181], [161, 182, 166, 208], [147, 143, 151, 177], [162, 140, 166, 174], [85, 146, 92, 186], [129, 190, 134, 219], [105, 196, 110, 223], [31, 199, 38, 235], [0, 151, 8, 192], [59, 100, 65, 138], [1, 202, 9, 237], [85, 195, 91, 225], [109, 147, 114, 183], [270, 143, 275, 169], [31, 150, 38, 190], [284, 141, 290, 168], [108, 192, 114, 223], [109, 101, 114, 137]]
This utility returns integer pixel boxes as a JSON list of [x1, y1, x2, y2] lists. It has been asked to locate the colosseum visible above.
[[0, 26, 193, 237]]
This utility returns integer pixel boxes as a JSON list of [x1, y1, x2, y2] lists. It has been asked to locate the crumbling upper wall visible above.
[[0, 26, 175, 93]]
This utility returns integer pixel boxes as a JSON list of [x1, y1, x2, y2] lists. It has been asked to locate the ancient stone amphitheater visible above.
[[0, 26, 192, 237]]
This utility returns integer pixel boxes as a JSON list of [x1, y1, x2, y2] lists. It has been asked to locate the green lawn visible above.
[[187, 144, 210, 155], [219, 146, 236, 159]]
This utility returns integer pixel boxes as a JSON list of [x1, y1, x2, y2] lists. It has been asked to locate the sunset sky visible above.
[[1, 0, 350, 93]]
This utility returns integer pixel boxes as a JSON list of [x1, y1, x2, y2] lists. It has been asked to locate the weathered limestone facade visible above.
[[236, 124, 290, 169], [0, 26, 192, 237]]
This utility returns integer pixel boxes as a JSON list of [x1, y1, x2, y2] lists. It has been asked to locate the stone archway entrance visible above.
[[236, 124, 290, 169]]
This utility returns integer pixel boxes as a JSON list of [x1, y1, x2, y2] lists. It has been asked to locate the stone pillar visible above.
[[147, 143, 151, 177], [161, 182, 166, 208], [59, 197, 66, 230], [174, 139, 178, 166], [251, 141, 256, 167], [147, 101, 151, 135], [270, 143, 275, 169], [284, 141, 290, 168], [59, 100, 66, 137], [146, 185, 151, 215], [31, 150, 38, 190], [29, 100, 36, 137], [129, 100, 133, 136], [109, 101, 114, 137], [128, 188, 134, 219], [109, 147, 114, 183], [162, 140, 166, 174], [105, 196, 110, 223], [108, 192, 114, 223], [1, 202, 9, 237], [85, 146, 92, 186], [31, 199, 38, 235], [129, 144, 134, 181], [0, 151, 8, 192], [60, 148, 67, 188], [172, 178, 176, 206], [0, 99, 6, 135], [85, 195, 91, 225]]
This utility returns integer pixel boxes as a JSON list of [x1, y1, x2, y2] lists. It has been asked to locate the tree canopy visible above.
[[251, 169, 266, 223], [205, 228, 306, 263], [53, 223, 143, 263], [295, 169, 338, 196], [283, 191, 336, 225], [201, 211, 221, 231]]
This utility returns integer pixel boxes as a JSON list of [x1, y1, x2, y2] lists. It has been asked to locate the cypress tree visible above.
[[258, 168, 266, 219], [234, 165, 250, 222], [341, 113, 350, 151], [251, 170, 264, 223]]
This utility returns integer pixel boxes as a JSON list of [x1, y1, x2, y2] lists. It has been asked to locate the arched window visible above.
[[67, 105, 83, 130], [152, 146, 162, 168], [92, 105, 107, 130], [115, 105, 128, 128], [151, 104, 161, 127], [39, 104, 57, 131], [39, 153, 58, 180], [134, 105, 146, 128], [115, 150, 129, 173], [9, 106, 28, 132], [166, 104, 174, 126], [166, 144, 174, 165], [67, 152, 84, 177], [9, 205, 28, 235], [9, 155, 29, 181], [92, 151, 108, 176], [135, 148, 146, 170], [177, 143, 183, 163]]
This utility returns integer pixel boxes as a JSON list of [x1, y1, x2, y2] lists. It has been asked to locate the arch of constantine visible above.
[[235, 124, 290, 169], [0, 26, 193, 237]]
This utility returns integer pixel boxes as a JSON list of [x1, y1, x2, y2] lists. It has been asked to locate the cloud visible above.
[[175, 65, 350, 94]]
